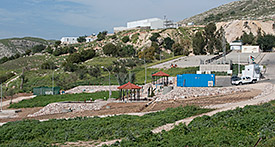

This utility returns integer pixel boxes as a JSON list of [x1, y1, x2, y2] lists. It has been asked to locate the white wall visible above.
[[242, 46, 260, 53], [230, 42, 242, 50]]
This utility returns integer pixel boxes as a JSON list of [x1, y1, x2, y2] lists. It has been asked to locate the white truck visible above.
[[231, 64, 263, 85]]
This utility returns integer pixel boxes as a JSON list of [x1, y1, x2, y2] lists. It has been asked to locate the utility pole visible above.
[[101, 66, 111, 99], [144, 57, 147, 85], [52, 66, 54, 95]]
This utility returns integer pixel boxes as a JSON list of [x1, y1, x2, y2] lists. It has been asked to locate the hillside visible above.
[[81, 28, 194, 54], [0, 37, 52, 58], [216, 20, 275, 43], [179, 0, 275, 25]]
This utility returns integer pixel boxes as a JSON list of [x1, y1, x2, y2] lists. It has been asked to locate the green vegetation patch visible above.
[[0, 106, 211, 146], [9, 91, 119, 108], [114, 101, 275, 147]]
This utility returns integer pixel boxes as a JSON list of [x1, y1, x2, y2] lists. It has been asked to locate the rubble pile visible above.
[[28, 99, 116, 117], [156, 87, 251, 101], [65, 86, 119, 94]]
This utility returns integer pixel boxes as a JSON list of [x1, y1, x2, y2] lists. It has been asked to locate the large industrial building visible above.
[[114, 18, 165, 33]]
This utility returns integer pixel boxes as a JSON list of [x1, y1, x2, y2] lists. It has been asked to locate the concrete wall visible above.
[[215, 76, 231, 87], [200, 64, 231, 72], [242, 46, 260, 53]]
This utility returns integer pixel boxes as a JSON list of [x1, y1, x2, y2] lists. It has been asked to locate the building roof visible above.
[[152, 71, 170, 77], [117, 82, 142, 89]]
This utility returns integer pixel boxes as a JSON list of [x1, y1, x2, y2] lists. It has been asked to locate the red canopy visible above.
[[117, 82, 142, 89], [152, 71, 170, 77]]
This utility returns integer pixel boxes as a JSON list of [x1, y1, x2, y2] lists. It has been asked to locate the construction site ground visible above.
[[0, 87, 261, 123]]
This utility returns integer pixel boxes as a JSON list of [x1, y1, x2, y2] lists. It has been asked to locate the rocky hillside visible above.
[[216, 20, 275, 43], [179, 0, 275, 25], [80, 28, 196, 55], [0, 37, 51, 58]]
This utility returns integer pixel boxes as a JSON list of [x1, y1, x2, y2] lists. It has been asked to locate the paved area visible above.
[[215, 51, 265, 64], [150, 55, 215, 69]]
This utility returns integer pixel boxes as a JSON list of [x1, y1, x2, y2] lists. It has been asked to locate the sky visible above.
[[0, 0, 237, 40]]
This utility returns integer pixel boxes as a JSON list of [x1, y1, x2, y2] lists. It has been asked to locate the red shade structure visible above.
[[117, 82, 142, 101], [152, 71, 170, 86]]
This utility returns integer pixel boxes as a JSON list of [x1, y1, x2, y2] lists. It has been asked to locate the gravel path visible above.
[[1, 95, 36, 107]]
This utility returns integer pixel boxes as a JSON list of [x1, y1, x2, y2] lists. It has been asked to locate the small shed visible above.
[[117, 82, 142, 101], [177, 74, 215, 87], [33, 87, 60, 96], [152, 71, 170, 86]]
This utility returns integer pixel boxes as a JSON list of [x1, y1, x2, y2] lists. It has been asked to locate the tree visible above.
[[138, 47, 155, 60], [149, 33, 160, 42], [88, 66, 101, 78], [0, 57, 9, 64], [67, 46, 76, 54], [62, 62, 78, 72], [241, 32, 255, 45], [77, 36, 86, 43], [66, 53, 82, 64], [31, 44, 46, 53], [257, 34, 275, 52], [6, 89, 14, 104], [163, 37, 175, 50], [25, 49, 32, 56], [97, 31, 108, 41], [122, 36, 130, 43], [172, 43, 189, 56], [76, 66, 87, 80], [103, 43, 117, 56], [204, 23, 217, 54], [117, 45, 136, 57], [193, 32, 206, 55], [54, 41, 61, 47], [45, 47, 53, 54], [80, 49, 96, 61]]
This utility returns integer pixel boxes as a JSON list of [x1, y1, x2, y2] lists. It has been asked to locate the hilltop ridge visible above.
[[179, 0, 275, 25]]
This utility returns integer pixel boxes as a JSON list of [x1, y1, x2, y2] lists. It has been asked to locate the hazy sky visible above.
[[0, 0, 237, 40]]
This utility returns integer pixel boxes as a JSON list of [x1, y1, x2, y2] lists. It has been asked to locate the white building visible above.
[[61, 37, 78, 44], [127, 18, 164, 29], [85, 35, 97, 43], [242, 46, 260, 53], [114, 18, 164, 33], [230, 40, 242, 51]]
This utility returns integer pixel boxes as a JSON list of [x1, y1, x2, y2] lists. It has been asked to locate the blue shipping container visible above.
[[177, 74, 215, 87]]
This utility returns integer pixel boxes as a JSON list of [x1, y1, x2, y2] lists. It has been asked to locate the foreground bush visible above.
[[113, 102, 275, 147], [0, 106, 211, 146]]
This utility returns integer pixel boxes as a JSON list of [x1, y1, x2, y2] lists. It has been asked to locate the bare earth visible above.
[[0, 82, 273, 147]]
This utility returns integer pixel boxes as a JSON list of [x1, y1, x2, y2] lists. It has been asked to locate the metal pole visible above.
[[1, 83, 2, 112], [238, 54, 240, 76], [52, 67, 54, 95], [144, 59, 147, 85]]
